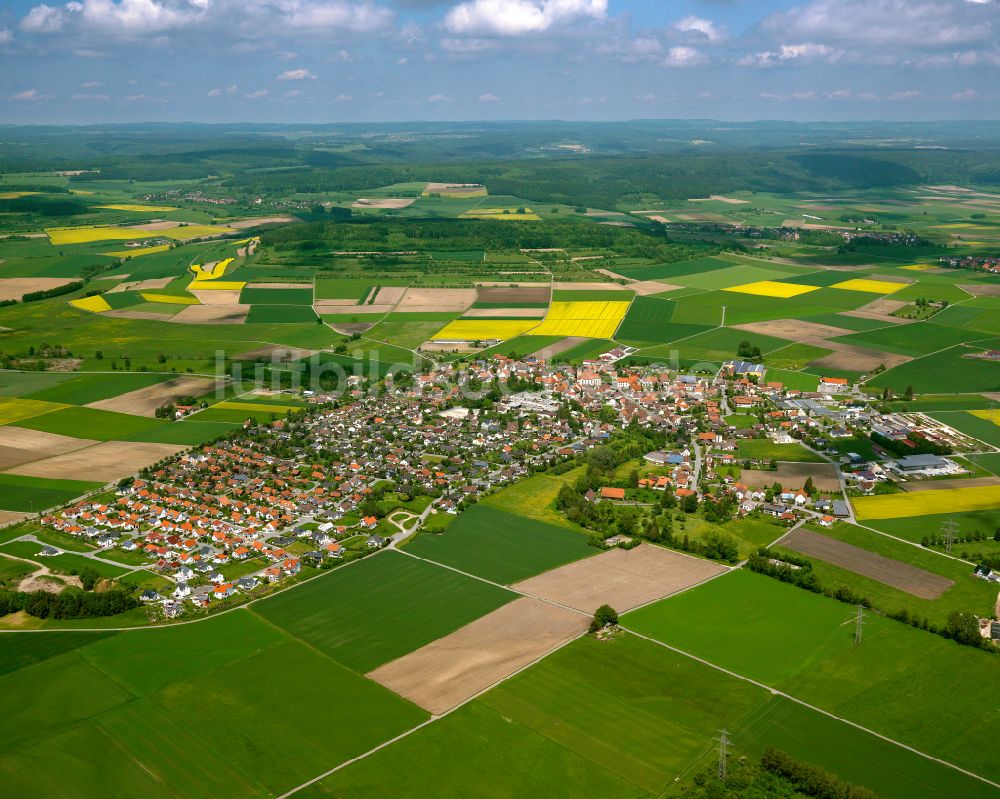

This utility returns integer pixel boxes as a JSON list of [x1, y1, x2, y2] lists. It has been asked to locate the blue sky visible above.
[[0, 0, 996, 123]]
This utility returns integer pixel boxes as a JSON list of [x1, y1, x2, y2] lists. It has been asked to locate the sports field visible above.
[[252, 551, 515, 673], [406, 505, 594, 583], [853, 484, 1000, 520]]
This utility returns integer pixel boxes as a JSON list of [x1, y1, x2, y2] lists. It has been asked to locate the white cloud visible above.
[[951, 88, 979, 100], [741, 42, 840, 67], [760, 90, 819, 100], [283, 1, 394, 32], [125, 93, 146, 101], [663, 46, 704, 67], [0, 28, 13, 45], [673, 16, 723, 42], [278, 68, 316, 80], [22, 0, 203, 36], [428, 93, 450, 102], [244, 88, 269, 98], [283, 89, 302, 98], [80, 80, 101, 88], [72, 92, 110, 101], [207, 84, 238, 97], [10, 88, 41, 101], [334, 93, 353, 102], [478, 91, 500, 101], [443, 0, 607, 36]]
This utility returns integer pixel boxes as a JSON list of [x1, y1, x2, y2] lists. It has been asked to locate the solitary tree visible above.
[[590, 604, 619, 632]]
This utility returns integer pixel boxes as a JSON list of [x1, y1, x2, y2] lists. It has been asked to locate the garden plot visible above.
[[368, 597, 587, 715], [738, 462, 841, 492], [0, 278, 76, 301], [0, 428, 96, 470], [86, 376, 217, 417], [511, 544, 727, 614], [781, 528, 953, 600], [396, 288, 476, 313], [7, 441, 185, 482]]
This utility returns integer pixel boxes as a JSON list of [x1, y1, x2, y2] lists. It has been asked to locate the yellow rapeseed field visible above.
[[0, 397, 68, 426], [970, 409, 1000, 425], [900, 264, 935, 271], [102, 244, 172, 258], [723, 281, 819, 299], [47, 226, 158, 245], [461, 207, 541, 221], [140, 292, 199, 305], [70, 295, 113, 313], [189, 257, 234, 281], [853, 484, 1000, 520], [0, 191, 40, 200], [831, 279, 906, 294], [188, 281, 246, 291], [96, 204, 179, 212], [532, 301, 630, 338], [432, 319, 538, 341]]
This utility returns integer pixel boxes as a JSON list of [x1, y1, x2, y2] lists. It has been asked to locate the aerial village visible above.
[[37, 348, 996, 620]]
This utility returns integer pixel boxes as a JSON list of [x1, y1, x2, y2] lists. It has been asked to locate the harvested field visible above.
[[86, 376, 217, 416], [170, 304, 250, 324], [423, 182, 486, 197], [0, 511, 28, 526], [839, 310, 911, 325], [235, 345, 316, 362], [225, 216, 298, 229], [733, 319, 855, 341], [648, 215, 672, 224], [0, 428, 96, 470], [902, 476, 1000, 492], [738, 462, 841, 492], [782, 528, 953, 600], [106, 276, 173, 293], [370, 286, 407, 306], [630, 279, 683, 296], [7, 440, 185, 482], [476, 286, 551, 305], [313, 299, 362, 307], [189, 289, 241, 305], [0, 278, 75, 301], [810, 340, 912, 372], [960, 284, 1000, 297], [528, 336, 588, 359], [319, 303, 395, 316], [462, 307, 546, 318], [396, 288, 476, 312], [691, 195, 749, 204], [511, 543, 728, 614], [367, 597, 586, 715], [352, 198, 416, 209]]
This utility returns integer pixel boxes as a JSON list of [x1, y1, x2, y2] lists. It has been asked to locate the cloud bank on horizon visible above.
[[0, 0, 996, 122]]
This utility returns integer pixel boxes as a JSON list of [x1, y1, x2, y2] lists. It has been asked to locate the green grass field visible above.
[[303, 632, 993, 799], [869, 346, 1000, 394], [21, 373, 171, 405], [736, 439, 825, 462], [123, 419, 239, 445], [0, 611, 426, 798], [0, 474, 104, 511], [625, 570, 1000, 782], [252, 551, 514, 673], [9, 405, 167, 441], [245, 305, 319, 324], [0, 540, 128, 577], [240, 286, 314, 305], [406, 505, 594, 584]]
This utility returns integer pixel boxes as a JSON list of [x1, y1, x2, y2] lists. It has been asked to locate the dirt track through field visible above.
[[511, 544, 728, 614], [782, 528, 953, 599], [367, 597, 587, 715], [87, 376, 217, 416], [739, 462, 841, 492], [8, 441, 185, 482]]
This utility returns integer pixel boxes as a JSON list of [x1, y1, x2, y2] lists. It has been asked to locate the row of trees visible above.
[[0, 587, 139, 620]]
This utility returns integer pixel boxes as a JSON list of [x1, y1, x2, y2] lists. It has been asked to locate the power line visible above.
[[716, 728, 731, 781], [854, 604, 865, 646], [941, 518, 959, 555]]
